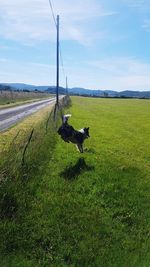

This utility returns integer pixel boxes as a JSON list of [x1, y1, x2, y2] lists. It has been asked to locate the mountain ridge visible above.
[[1, 83, 150, 98]]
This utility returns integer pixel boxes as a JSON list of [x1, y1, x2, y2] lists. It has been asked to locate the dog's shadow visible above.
[[60, 158, 95, 181]]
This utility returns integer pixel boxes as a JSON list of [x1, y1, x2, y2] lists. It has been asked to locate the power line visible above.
[[48, 0, 57, 27], [60, 46, 66, 80], [48, 0, 67, 88]]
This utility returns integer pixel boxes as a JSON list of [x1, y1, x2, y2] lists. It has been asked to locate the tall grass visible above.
[[0, 105, 58, 220], [0, 96, 71, 263]]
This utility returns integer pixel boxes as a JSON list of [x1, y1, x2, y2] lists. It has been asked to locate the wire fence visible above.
[[0, 95, 71, 185]]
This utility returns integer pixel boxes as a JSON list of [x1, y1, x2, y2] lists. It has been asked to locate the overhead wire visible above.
[[60, 46, 66, 80], [48, 0, 57, 27], [48, 0, 67, 85]]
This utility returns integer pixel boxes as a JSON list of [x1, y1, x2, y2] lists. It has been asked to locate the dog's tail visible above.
[[63, 114, 72, 123]]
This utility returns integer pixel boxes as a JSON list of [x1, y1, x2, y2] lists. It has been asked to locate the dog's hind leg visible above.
[[76, 143, 83, 153]]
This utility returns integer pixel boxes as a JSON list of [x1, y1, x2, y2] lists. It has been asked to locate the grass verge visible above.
[[0, 100, 55, 151]]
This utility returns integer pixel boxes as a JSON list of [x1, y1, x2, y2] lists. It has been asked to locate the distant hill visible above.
[[46, 86, 67, 94], [118, 90, 150, 98], [1, 83, 49, 91], [0, 83, 150, 98], [69, 87, 100, 96], [68, 87, 150, 98], [69, 88, 119, 97], [0, 84, 12, 91]]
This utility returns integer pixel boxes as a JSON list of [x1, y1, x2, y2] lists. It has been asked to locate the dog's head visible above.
[[83, 127, 90, 138]]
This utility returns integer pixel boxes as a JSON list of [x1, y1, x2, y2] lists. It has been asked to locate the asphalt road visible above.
[[0, 98, 56, 132]]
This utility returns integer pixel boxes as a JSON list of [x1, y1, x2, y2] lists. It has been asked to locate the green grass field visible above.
[[0, 96, 150, 267]]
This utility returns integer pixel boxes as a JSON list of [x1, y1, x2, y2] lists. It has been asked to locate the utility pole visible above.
[[66, 76, 68, 95], [56, 15, 59, 105]]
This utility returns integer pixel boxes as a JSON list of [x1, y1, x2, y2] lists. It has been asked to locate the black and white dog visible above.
[[57, 114, 90, 153]]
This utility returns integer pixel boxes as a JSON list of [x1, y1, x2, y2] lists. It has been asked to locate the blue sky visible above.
[[0, 0, 150, 91]]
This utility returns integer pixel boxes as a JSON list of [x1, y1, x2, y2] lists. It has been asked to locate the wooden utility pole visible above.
[[66, 76, 68, 95], [56, 15, 59, 105]]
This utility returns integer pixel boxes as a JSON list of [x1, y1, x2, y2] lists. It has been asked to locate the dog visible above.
[[57, 114, 90, 153]]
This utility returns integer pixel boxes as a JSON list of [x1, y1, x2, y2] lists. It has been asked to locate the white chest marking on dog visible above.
[[79, 128, 84, 134]]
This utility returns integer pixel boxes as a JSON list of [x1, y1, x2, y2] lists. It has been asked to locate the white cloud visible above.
[[123, 0, 150, 11], [86, 57, 150, 90], [0, 0, 146, 41], [1, 56, 150, 90], [0, 1, 149, 91], [89, 57, 150, 75], [142, 19, 150, 31], [0, 58, 9, 63], [122, 0, 150, 32], [0, 57, 56, 85], [0, 0, 115, 44], [0, 44, 11, 49]]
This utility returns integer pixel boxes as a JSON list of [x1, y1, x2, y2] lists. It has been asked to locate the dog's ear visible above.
[[85, 127, 90, 137]]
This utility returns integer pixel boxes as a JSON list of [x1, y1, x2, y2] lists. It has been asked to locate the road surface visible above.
[[0, 98, 56, 132]]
